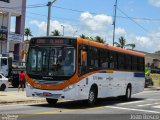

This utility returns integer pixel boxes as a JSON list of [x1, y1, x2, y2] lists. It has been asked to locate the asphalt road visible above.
[[0, 90, 160, 120]]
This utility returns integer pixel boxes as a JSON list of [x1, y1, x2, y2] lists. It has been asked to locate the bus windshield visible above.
[[27, 46, 75, 76]]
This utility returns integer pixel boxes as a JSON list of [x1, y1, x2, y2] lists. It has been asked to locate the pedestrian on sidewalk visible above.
[[18, 70, 25, 91]]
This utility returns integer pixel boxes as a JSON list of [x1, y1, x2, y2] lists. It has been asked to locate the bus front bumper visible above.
[[26, 83, 65, 99]]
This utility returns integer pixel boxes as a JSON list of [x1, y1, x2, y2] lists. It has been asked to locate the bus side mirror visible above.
[[82, 51, 87, 62]]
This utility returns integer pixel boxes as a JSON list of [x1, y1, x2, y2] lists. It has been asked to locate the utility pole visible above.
[[112, 0, 118, 46], [61, 25, 64, 36], [46, 0, 56, 36], [73, 30, 78, 37]]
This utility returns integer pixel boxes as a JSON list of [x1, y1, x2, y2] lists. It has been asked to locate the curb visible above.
[[144, 86, 160, 91], [0, 99, 46, 105]]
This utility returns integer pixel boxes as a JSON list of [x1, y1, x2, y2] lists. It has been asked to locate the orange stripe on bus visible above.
[[25, 69, 144, 91]]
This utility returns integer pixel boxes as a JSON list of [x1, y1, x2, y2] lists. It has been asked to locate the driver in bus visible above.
[[63, 51, 74, 75]]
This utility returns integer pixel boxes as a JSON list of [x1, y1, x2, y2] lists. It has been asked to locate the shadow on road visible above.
[[29, 97, 145, 109]]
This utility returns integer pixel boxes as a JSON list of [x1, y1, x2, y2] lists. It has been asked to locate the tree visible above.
[[126, 44, 135, 50], [80, 34, 106, 44], [114, 36, 136, 49], [79, 34, 86, 39], [79, 34, 94, 41], [155, 51, 160, 55], [24, 28, 32, 40], [51, 30, 61, 36], [95, 36, 105, 43]]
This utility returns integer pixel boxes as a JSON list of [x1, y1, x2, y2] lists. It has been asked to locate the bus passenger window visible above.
[[78, 45, 88, 76], [109, 52, 118, 69], [117, 54, 125, 70], [100, 50, 109, 69], [81, 50, 87, 67]]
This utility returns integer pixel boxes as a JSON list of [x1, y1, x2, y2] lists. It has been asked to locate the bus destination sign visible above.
[[36, 39, 68, 45]]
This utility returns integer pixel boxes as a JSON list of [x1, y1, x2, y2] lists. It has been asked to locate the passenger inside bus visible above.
[[63, 51, 74, 75], [57, 49, 74, 75]]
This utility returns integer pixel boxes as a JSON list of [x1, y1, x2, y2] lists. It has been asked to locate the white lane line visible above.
[[153, 105, 160, 108], [118, 99, 160, 105], [138, 103, 159, 107], [107, 106, 160, 114], [118, 101, 146, 105]]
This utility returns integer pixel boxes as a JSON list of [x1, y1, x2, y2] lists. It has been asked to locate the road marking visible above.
[[153, 105, 160, 108], [37, 106, 105, 114], [138, 103, 159, 107], [117, 100, 145, 105], [137, 91, 160, 94], [107, 106, 160, 113]]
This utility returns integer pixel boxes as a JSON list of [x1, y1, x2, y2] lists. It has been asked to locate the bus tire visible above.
[[125, 85, 132, 101], [0, 84, 6, 91], [46, 98, 58, 105], [87, 86, 97, 106], [119, 85, 132, 101]]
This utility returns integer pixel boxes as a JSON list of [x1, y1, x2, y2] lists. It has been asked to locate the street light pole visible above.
[[73, 30, 77, 37], [46, 0, 56, 36], [61, 25, 64, 36], [112, 0, 118, 46]]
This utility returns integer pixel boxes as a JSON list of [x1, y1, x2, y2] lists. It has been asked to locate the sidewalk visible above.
[[144, 86, 160, 91], [0, 91, 45, 105]]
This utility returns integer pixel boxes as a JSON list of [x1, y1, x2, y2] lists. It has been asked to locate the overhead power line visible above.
[[117, 7, 150, 33], [53, 5, 160, 22], [0, 4, 46, 9], [1, 4, 160, 22], [117, 7, 160, 39]]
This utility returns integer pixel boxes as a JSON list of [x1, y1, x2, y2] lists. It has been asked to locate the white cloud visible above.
[[115, 27, 127, 35], [29, 20, 76, 36], [135, 36, 151, 46], [28, 12, 160, 53], [149, 0, 160, 7], [80, 12, 112, 31]]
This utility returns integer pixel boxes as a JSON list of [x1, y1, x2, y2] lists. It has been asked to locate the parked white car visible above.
[[0, 73, 8, 91]]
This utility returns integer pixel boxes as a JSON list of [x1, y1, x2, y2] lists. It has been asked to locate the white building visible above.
[[0, 0, 26, 62]]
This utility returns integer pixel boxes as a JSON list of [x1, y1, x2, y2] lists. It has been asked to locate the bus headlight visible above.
[[64, 84, 75, 92], [26, 82, 32, 89]]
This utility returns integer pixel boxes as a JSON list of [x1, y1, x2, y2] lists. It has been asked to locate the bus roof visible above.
[[30, 36, 144, 57], [77, 37, 144, 57], [30, 36, 76, 40]]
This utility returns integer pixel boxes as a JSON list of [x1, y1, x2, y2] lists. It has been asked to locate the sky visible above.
[[24, 0, 160, 53]]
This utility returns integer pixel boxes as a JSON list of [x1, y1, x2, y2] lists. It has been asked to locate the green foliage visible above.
[[114, 36, 136, 50], [79, 34, 105, 44], [155, 51, 160, 55], [24, 28, 32, 40], [51, 30, 61, 36]]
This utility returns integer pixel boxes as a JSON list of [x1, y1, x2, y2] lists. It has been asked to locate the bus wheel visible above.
[[0, 84, 6, 91], [46, 98, 58, 105], [88, 87, 97, 106], [125, 86, 132, 101]]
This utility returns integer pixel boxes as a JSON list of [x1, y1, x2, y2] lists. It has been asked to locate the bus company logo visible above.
[[106, 77, 113, 81], [34, 84, 42, 88], [93, 76, 103, 80]]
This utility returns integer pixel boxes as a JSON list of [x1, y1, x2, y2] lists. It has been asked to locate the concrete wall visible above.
[[0, 0, 22, 15]]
